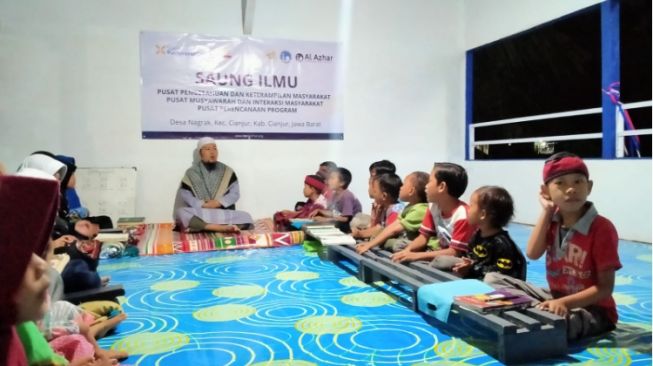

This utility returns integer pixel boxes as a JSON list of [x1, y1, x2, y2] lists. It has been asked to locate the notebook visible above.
[[454, 289, 533, 313], [303, 224, 356, 246]]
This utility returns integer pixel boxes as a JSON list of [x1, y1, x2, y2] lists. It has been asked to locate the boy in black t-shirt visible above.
[[435, 185, 526, 280]]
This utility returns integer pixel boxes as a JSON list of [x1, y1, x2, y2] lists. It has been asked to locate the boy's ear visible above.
[[480, 209, 487, 221], [438, 181, 447, 193], [587, 180, 593, 195], [540, 184, 551, 200]]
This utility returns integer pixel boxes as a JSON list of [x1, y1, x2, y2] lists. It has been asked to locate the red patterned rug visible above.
[[135, 223, 305, 256]]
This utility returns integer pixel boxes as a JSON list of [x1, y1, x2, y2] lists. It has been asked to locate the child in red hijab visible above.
[[0, 175, 60, 365]]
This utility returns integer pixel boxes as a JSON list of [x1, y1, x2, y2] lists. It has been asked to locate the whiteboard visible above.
[[74, 167, 137, 224]]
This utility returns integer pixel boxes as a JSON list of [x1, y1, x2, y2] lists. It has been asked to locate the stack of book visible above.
[[454, 289, 533, 313], [303, 224, 356, 246], [116, 216, 145, 229], [95, 232, 130, 243]]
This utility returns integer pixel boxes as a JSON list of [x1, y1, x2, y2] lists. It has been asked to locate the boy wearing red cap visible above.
[[273, 175, 326, 231], [486, 152, 621, 340]]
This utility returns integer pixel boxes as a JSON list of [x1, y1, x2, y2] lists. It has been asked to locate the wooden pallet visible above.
[[326, 244, 567, 364]]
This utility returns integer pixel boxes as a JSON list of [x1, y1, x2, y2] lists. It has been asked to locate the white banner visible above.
[[140, 32, 343, 140]]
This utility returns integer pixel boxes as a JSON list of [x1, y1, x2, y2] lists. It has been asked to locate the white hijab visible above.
[[17, 154, 67, 180]]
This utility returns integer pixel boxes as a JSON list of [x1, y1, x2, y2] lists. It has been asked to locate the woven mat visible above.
[[136, 223, 304, 256]]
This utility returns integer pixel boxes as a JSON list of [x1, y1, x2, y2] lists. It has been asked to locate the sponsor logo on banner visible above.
[[154, 43, 206, 57], [279, 50, 292, 63], [294, 53, 334, 63]]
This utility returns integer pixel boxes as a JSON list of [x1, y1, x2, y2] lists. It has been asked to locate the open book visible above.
[[454, 289, 533, 313], [303, 224, 356, 246]]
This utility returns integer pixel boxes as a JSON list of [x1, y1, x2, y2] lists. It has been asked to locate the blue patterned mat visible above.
[[97, 224, 652, 365]]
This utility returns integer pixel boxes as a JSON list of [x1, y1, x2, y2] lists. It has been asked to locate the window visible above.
[[467, 0, 652, 160], [618, 0, 652, 157]]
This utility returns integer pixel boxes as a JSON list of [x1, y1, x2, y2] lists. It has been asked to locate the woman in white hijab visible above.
[[173, 137, 253, 232], [16, 153, 67, 180]]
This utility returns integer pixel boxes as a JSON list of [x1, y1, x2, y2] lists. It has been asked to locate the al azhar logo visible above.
[[279, 50, 292, 63]]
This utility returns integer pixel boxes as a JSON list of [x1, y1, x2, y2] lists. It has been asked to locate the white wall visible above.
[[460, 0, 652, 242], [2, 0, 649, 242], [0, 1, 464, 223], [463, 0, 604, 49]]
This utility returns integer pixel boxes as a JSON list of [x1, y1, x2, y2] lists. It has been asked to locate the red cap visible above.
[[305, 175, 326, 192], [543, 156, 589, 183]]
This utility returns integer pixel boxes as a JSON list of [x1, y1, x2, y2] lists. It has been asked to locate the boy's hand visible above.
[[538, 185, 556, 213], [355, 243, 370, 254], [52, 235, 76, 248], [452, 257, 473, 277], [308, 209, 320, 218], [391, 250, 419, 263], [537, 299, 568, 317], [313, 216, 331, 223], [69, 355, 115, 366]]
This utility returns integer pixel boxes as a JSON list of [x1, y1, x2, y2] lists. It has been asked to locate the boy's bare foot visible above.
[[96, 348, 129, 361], [90, 313, 127, 339], [205, 224, 241, 233], [100, 276, 111, 287]]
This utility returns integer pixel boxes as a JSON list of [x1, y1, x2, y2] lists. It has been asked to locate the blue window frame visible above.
[[466, 0, 651, 160]]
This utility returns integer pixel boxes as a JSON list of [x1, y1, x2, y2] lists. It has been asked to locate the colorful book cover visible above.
[[454, 289, 532, 313]]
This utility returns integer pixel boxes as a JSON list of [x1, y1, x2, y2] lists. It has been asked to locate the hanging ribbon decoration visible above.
[[602, 82, 641, 157]]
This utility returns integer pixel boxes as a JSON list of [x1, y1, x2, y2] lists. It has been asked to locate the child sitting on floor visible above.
[[486, 152, 621, 341], [352, 173, 404, 240], [295, 162, 335, 212], [391, 163, 476, 265], [310, 167, 362, 233], [314, 162, 335, 207], [356, 171, 430, 254], [40, 300, 127, 363], [316, 161, 338, 181], [1, 175, 119, 366], [433, 186, 526, 281], [274, 175, 326, 231], [350, 160, 396, 232]]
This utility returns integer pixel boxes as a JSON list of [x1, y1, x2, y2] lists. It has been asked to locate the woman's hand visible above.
[[202, 200, 222, 209]]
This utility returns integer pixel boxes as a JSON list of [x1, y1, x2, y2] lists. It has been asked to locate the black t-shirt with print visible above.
[[466, 230, 526, 280]]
